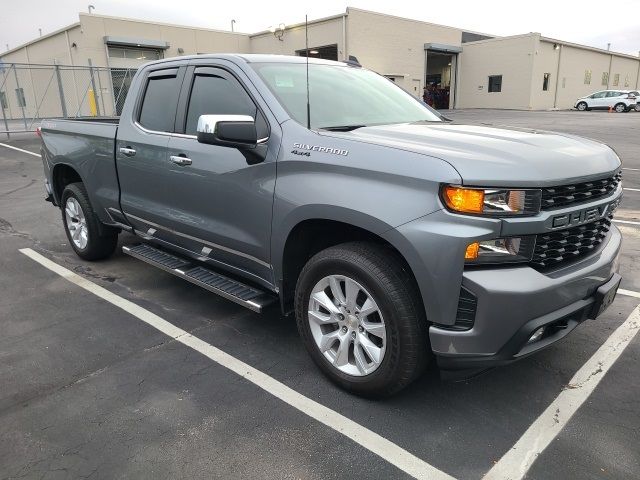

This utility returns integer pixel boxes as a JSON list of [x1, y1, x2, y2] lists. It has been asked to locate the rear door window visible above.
[[138, 69, 181, 132]]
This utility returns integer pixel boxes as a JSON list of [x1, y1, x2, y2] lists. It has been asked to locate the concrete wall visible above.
[[532, 39, 640, 109], [608, 54, 639, 90], [250, 15, 345, 59], [346, 8, 462, 96], [0, 14, 252, 121], [529, 38, 561, 110], [78, 13, 250, 68], [457, 34, 536, 109]]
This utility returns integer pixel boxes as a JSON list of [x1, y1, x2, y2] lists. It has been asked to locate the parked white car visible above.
[[574, 90, 637, 112]]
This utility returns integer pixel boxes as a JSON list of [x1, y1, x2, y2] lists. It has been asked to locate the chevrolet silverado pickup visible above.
[[39, 54, 623, 396]]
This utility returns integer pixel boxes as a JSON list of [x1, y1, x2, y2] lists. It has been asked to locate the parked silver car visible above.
[[575, 90, 638, 112]]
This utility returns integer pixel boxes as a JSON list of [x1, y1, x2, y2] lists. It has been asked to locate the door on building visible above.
[[296, 44, 338, 60], [425, 50, 456, 110]]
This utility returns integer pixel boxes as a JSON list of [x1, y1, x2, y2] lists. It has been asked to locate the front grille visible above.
[[541, 171, 622, 210], [530, 215, 612, 270]]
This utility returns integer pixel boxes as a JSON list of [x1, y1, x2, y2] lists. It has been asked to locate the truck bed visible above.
[[40, 117, 121, 227]]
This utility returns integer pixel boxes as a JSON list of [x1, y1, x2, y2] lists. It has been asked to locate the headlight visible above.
[[442, 185, 541, 216], [465, 236, 535, 264]]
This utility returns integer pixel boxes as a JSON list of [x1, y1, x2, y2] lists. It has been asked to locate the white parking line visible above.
[[622, 167, 640, 171], [619, 288, 640, 299], [0, 142, 40, 158], [18, 247, 455, 480], [614, 219, 640, 226], [483, 305, 640, 480], [624, 187, 640, 192]]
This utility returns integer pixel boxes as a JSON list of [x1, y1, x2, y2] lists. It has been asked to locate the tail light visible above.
[[35, 127, 41, 137]]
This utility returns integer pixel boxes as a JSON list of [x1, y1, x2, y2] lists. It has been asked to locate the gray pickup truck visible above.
[[39, 54, 623, 396]]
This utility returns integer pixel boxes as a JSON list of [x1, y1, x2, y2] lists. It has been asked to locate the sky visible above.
[[1, 0, 639, 56]]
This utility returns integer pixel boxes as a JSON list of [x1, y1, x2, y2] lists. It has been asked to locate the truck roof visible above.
[[145, 53, 348, 67]]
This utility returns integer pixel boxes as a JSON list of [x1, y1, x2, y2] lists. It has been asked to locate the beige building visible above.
[[1, 7, 639, 121], [458, 33, 640, 109]]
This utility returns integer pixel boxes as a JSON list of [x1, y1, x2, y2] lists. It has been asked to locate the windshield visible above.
[[250, 63, 442, 129]]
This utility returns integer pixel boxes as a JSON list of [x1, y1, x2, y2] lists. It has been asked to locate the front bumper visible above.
[[432, 225, 622, 371]]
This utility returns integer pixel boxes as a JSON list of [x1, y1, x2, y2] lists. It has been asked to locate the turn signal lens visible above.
[[443, 186, 484, 214], [465, 242, 480, 260]]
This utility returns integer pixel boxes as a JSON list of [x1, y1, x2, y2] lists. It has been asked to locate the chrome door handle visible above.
[[170, 155, 192, 166], [119, 147, 136, 157]]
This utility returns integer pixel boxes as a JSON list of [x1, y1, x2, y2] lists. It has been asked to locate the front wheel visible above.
[[294, 242, 429, 397], [61, 183, 119, 261], [576, 102, 588, 111]]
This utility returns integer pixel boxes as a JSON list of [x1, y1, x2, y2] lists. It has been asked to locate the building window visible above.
[[107, 46, 161, 61], [584, 70, 592, 85], [613, 73, 619, 86], [601, 72, 609, 86], [0, 91, 7, 109], [15, 87, 26, 107], [624, 75, 629, 87], [542, 73, 551, 91], [488, 75, 502, 93]]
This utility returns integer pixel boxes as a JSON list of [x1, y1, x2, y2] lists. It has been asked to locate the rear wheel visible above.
[[614, 103, 627, 113], [61, 183, 119, 260], [576, 102, 588, 111], [294, 242, 429, 397]]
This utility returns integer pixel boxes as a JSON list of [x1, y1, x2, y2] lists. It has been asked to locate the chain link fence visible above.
[[0, 63, 137, 138]]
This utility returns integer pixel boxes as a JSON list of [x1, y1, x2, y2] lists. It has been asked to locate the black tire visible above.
[[61, 182, 119, 261], [294, 242, 430, 397], [576, 102, 588, 111], [614, 103, 626, 113]]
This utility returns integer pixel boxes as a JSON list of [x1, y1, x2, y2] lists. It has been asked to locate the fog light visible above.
[[527, 327, 546, 344]]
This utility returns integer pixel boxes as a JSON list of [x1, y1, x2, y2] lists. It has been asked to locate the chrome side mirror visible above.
[[196, 114, 257, 148]]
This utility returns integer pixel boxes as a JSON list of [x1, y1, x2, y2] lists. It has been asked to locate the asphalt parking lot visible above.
[[1, 109, 639, 480]]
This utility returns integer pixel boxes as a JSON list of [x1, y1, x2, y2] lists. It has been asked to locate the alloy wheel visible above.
[[65, 197, 89, 249], [307, 274, 386, 376]]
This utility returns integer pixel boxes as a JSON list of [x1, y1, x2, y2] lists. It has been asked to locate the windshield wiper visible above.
[[320, 125, 367, 132]]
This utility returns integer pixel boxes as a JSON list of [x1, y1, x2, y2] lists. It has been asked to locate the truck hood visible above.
[[338, 122, 621, 187]]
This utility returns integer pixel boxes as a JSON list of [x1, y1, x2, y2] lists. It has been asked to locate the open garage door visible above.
[[424, 43, 462, 109]]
